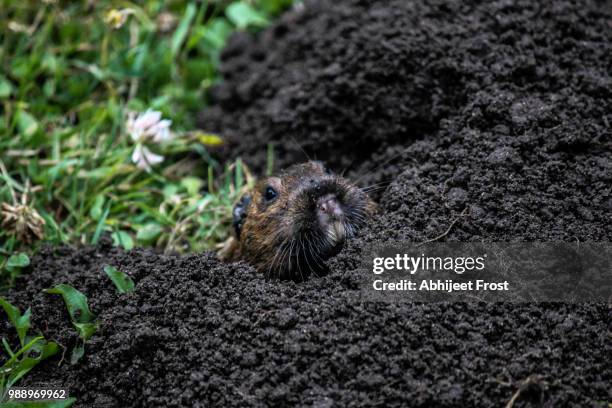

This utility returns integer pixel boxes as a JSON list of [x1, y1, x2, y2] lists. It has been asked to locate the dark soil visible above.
[[7, 242, 611, 407], [5, 0, 612, 406]]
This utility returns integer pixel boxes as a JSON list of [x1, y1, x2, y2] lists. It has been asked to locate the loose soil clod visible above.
[[6, 0, 612, 406]]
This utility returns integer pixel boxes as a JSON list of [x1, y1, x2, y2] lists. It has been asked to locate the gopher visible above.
[[220, 161, 377, 280]]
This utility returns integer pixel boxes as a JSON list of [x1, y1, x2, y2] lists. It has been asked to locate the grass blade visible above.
[[43, 284, 97, 341], [171, 3, 197, 57], [103, 265, 135, 294]]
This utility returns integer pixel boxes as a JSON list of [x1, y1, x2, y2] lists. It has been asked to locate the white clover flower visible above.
[[126, 109, 173, 171], [131, 144, 164, 172], [126, 109, 173, 144]]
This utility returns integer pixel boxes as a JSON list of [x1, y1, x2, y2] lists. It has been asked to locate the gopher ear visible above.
[[233, 194, 251, 239]]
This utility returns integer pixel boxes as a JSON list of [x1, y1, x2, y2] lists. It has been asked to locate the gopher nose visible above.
[[316, 194, 343, 219]]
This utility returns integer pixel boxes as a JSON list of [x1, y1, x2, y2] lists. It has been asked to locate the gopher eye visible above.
[[264, 186, 277, 202], [324, 166, 333, 175]]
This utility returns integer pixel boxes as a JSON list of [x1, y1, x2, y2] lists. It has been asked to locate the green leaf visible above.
[[162, 185, 179, 200], [3, 336, 42, 367], [0, 76, 13, 99], [91, 202, 111, 245], [0, 297, 31, 346], [3, 337, 14, 357], [0, 297, 20, 324], [256, 0, 294, 15], [103, 265, 135, 294], [15, 110, 40, 138], [43, 284, 97, 341], [235, 158, 244, 189], [70, 342, 85, 365], [226, 2, 269, 29], [43, 285, 98, 344], [72, 322, 97, 342], [16, 309, 31, 346], [43, 284, 95, 326], [89, 195, 105, 220], [111, 231, 134, 251], [194, 19, 233, 51], [180, 177, 203, 196], [43, 284, 95, 324], [6, 253, 30, 269], [2, 337, 60, 392], [43, 78, 56, 97], [78, 166, 116, 179], [171, 3, 197, 57], [136, 223, 163, 243]]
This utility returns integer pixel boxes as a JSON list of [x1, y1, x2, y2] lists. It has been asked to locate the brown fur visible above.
[[220, 161, 377, 280]]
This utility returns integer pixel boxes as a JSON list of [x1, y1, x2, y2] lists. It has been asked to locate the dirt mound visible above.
[[377, 105, 612, 241], [10, 243, 611, 407], [200, 0, 612, 198], [6, 0, 612, 406]]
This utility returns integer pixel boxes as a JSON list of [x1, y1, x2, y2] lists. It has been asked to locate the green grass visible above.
[[43, 284, 98, 364], [0, 297, 60, 402], [103, 265, 135, 293], [0, 0, 291, 287]]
